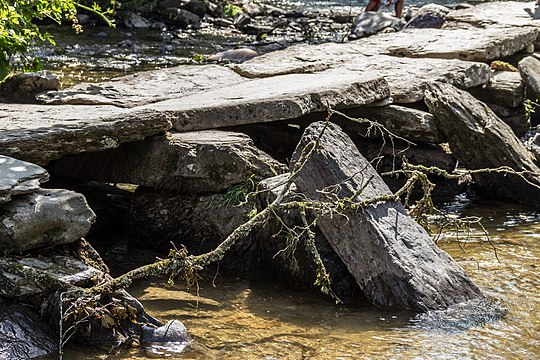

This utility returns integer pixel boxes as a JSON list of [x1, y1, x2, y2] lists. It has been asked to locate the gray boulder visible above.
[[142, 320, 192, 358], [208, 48, 258, 62], [118, 12, 152, 28], [161, 7, 200, 28], [49, 131, 286, 193], [0, 155, 49, 204], [0, 189, 96, 253], [469, 70, 525, 109], [291, 121, 483, 311], [518, 56, 540, 101], [0, 300, 57, 359], [425, 82, 540, 206], [404, 4, 450, 29], [349, 12, 404, 40], [0, 71, 60, 103]]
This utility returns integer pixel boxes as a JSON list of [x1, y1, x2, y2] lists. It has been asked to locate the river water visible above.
[[61, 196, 540, 359]]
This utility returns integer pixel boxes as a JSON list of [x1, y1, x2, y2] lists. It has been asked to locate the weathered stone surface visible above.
[[118, 11, 152, 28], [161, 7, 200, 28], [50, 131, 286, 192], [333, 105, 445, 144], [0, 71, 60, 103], [0, 300, 57, 359], [404, 4, 450, 29], [518, 56, 540, 100], [349, 12, 404, 39], [468, 70, 525, 109], [0, 155, 49, 204], [291, 122, 483, 311], [0, 189, 96, 253], [425, 82, 540, 206], [444, 1, 540, 30], [207, 48, 258, 62], [234, 52, 490, 103], [0, 104, 171, 165], [37, 65, 245, 107], [144, 70, 390, 131], [356, 27, 537, 61], [256, 174, 362, 301], [142, 320, 192, 357]]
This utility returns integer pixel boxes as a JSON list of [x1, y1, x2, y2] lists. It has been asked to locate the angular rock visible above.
[[468, 70, 525, 109], [0, 155, 49, 204], [142, 320, 192, 357], [0, 104, 171, 165], [291, 122, 483, 311], [424, 82, 540, 206], [518, 56, 540, 100], [144, 70, 390, 131], [49, 131, 286, 192], [118, 11, 152, 28], [444, 1, 540, 30], [404, 4, 450, 29], [0, 71, 60, 103], [0, 189, 96, 253], [37, 65, 246, 107], [333, 105, 445, 144], [234, 52, 490, 103], [349, 12, 404, 40], [161, 7, 201, 28], [0, 300, 57, 359]]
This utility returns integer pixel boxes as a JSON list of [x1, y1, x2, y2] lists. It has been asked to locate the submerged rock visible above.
[[0, 189, 96, 253], [0, 299, 57, 359], [290, 122, 483, 311], [425, 82, 540, 206]]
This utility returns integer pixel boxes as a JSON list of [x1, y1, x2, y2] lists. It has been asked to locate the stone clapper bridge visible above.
[[1, 1, 540, 356]]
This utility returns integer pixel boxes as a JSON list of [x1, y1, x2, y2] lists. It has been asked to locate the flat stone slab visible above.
[[144, 70, 390, 131], [50, 131, 287, 192], [0, 189, 96, 253], [235, 53, 490, 103], [0, 155, 49, 204], [37, 65, 246, 108], [0, 104, 171, 165], [444, 1, 540, 30], [291, 122, 483, 311]]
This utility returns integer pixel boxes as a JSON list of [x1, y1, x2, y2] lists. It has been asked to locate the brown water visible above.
[[65, 196, 540, 360]]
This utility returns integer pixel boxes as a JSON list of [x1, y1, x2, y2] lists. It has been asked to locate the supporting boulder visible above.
[[0, 155, 49, 204], [424, 82, 540, 206], [291, 122, 482, 311], [49, 131, 286, 193], [0, 189, 96, 253], [518, 56, 540, 100]]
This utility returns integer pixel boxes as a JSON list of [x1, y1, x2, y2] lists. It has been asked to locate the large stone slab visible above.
[[518, 56, 540, 100], [234, 52, 490, 103], [291, 121, 483, 311], [0, 189, 96, 253], [424, 82, 540, 207], [143, 70, 390, 131], [444, 1, 540, 30], [36, 65, 246, 108], [0, 155, 49, 204], [0, 104, 171, 165], [468, 70, 525, 109], [49, 131, 286, 192]]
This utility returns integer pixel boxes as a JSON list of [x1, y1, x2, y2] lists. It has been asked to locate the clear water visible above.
[[62, 196, 540, 359]]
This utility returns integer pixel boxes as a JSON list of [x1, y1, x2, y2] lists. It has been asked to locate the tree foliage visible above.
[[0, 0, 115, 80]]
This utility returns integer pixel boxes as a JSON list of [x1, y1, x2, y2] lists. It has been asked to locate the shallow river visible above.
[[63, 196, 540, 359]]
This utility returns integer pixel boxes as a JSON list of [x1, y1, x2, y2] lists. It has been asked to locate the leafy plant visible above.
[[224, 3, 243, 17], [0, 0, 115, 81]]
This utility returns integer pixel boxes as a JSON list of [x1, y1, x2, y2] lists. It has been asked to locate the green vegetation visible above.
[[0, 0, 115, 81], [224, 3, 243, 17]]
